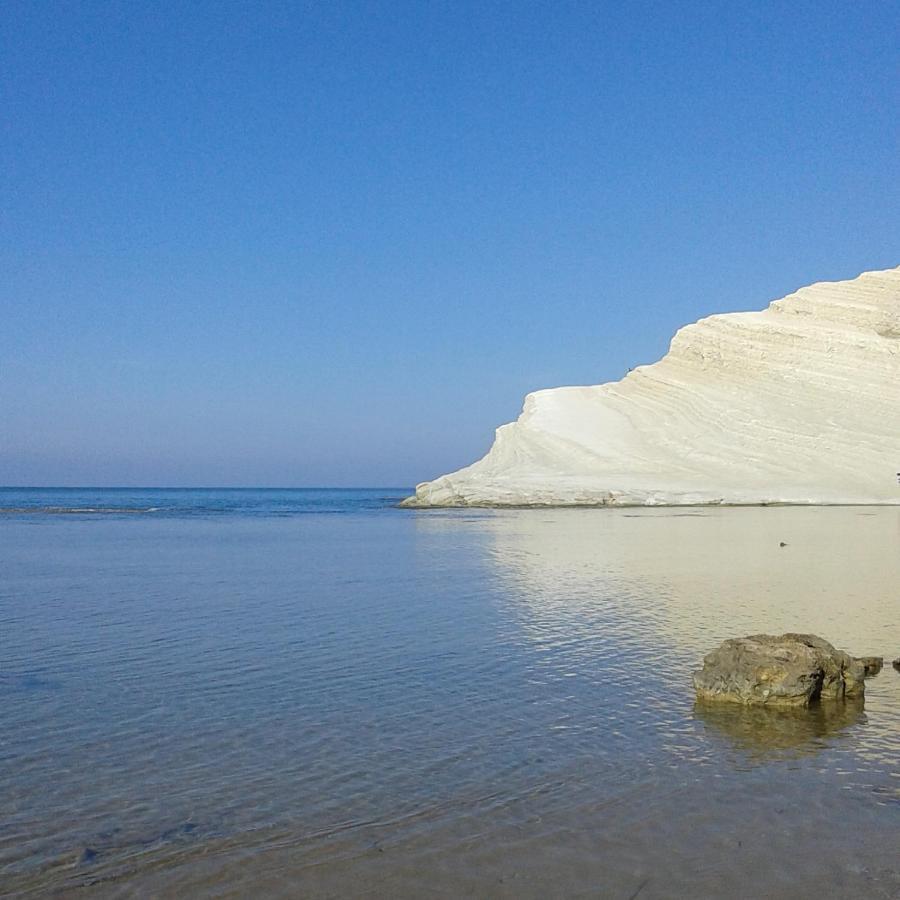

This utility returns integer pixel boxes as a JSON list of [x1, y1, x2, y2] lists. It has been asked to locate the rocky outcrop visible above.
[[693, 633, 866, 707], [404, 266, 900, 507]]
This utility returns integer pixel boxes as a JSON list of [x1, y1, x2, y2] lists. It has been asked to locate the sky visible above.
[[2, 1, 899, 487]]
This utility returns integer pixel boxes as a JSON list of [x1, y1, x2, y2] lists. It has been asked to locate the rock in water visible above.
[[403, 266, 900, 507], [855, 656, 883, 677], [693, 633, 866, 707]]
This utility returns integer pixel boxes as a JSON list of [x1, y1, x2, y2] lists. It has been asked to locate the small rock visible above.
[[693, 633, 865, 707], [893, 658, 900, 672], [855, 656, 883, 677], [779, 541, 788, 547]]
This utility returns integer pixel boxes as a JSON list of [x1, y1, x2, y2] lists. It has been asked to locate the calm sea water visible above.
[[2, 489, 899, 898]]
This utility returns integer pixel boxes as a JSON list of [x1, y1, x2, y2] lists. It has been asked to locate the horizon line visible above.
[[0, 485, 413, 491]]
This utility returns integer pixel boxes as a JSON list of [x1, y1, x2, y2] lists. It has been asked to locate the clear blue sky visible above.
[[2, 1, 898, 487]]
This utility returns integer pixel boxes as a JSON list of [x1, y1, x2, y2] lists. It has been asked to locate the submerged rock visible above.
[[695, 694, 866, 757], [693, 633, 865, 707]]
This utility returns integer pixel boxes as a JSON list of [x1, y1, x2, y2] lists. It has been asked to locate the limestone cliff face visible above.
[[404, 266, 900, 507]]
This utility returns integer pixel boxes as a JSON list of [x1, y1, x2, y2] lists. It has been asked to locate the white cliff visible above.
[[404, 266, 900, 507]]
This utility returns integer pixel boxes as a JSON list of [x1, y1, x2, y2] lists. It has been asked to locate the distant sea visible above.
[[0, 486, 407, 517], [2, 489, 899, 897]]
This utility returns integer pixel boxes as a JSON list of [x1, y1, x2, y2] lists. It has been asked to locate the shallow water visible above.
[[2, 491, 899, 898]]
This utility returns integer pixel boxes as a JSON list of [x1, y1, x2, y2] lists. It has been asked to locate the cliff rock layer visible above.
[[404, 266, 900, 507]]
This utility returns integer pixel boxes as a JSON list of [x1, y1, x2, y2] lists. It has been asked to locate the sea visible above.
[[2, 488, 899, 898]]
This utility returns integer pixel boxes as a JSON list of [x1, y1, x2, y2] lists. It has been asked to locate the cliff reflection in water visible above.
[[465, 505, 900, 663], [415, 505, 900, 760]]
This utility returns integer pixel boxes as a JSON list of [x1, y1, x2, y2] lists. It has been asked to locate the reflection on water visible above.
[[471, 505, 900, 659], [694, 697, 867, 759], [477, 507, 900, 762], [2, 502, 900, 897]]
